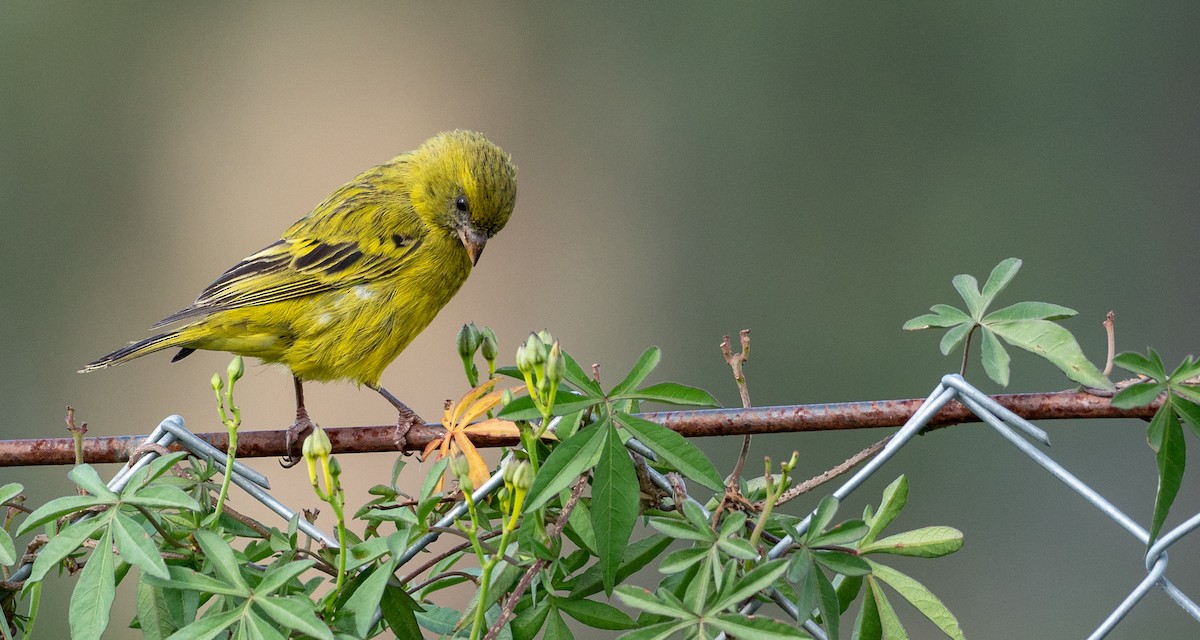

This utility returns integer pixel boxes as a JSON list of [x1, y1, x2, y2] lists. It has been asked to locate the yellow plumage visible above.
[[82, 130, 517, 459]]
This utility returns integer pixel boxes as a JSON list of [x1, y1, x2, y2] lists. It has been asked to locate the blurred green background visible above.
[[3, 3, 1199, 638]]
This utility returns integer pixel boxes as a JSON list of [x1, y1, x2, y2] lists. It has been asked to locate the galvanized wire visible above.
[[734, 374, 1200, 639]]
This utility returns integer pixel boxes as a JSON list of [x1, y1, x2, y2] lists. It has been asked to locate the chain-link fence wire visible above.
[[16, 374, 1195, 638]]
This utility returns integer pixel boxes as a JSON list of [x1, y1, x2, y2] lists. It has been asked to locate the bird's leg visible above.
[[369, 384, 426, 455], [281, 376, 317, 468]]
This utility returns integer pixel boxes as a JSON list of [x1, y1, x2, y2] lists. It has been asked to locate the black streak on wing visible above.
[[153, 235, 421, 327], [293, 240, 360, 272]]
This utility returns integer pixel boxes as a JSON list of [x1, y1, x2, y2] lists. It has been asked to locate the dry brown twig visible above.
[[715, 330, 756, 522]]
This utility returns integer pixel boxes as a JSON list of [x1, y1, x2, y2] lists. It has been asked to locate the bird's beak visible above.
[[459, 226, 488, 265]]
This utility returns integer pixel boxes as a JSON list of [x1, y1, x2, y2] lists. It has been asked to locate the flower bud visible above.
[[328, 456, 342, 479], [526, 333, 546, 367], [537, 329, 554, 347], [515, 343, 531, 374], [546, 341, 565, 386], [510, 460, 534, 492], [502, 456, 517, 485], [450, 453, 473, 491], [479, 327, 498, 361], [306, 426, 332, 459], [211, 373, 223, 393], [457, 322, 481, 359], [226, 356, 244, 384]]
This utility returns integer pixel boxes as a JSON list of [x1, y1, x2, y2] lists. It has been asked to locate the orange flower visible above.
[[423, 379, 523, 493]]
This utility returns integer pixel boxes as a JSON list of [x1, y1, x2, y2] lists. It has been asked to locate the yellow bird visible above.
[[81, 130, 517, 464]]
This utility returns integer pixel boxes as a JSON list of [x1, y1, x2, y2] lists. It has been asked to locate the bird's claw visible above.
[[280, 414, 317, 468]]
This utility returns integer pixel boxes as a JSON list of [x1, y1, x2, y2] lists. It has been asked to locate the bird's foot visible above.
[[280, 414, 317, 468], [392, 407, 425, 457]]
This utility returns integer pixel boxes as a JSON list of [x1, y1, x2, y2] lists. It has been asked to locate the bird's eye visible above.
[[455, 196, 469, 213]]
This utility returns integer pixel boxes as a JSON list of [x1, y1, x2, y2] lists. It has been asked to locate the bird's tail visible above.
[[79, 329, 194, 373]]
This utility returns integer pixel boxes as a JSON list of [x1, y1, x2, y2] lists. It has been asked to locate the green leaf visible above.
[[1150, 408, 1186, 543], [1111, 381, 1166, 409], [70, 528, 115, 640], [711, 614, 807, 639], [617, 382, 720, 407], [1171, 355, 1200, 381], [868, 561, 966, 640], [980, 328, 1011, 386], [253, 597, 333, 640], [979, 257, 1021, 304], [0, 529, 14, 566], [1114, 350, 1164, 379], [617, 620, 690, 640], [814, 566, 841, 640], [813, 550, 872, 576], [789, 549, 818, 623], [511, 599, 551, 640], [69, 465, 117, 500], [853, 578, 883, 640], [193, 529, 248, 591], [938, 323, 973, 357], [902, 304, 970, 330], [1171, 396, 1200, 439], [161, 606, 241, 640], [0, 483, 24, 506], [498, 390, 600, 420], [811, 519, 869, 546], [808, 496, 840, 540], [243, 609, 287, 640], [862, 476, 908, 546], [554, 596, 638, 630], [379, 585, 422, 639], [614, 586, 691, 619], [710, 560, 788, 611], [143, 566, 247, 597], [611, 346, 662, 397], [112, 512, 169, 579], [859, 526, 964, 558], [570, 534, 673, 599], [658, 547, 708, 574], [988, 319, 1114, 390], [565, 496, 597, 553], [136, 580, 175, 640], [562, 350, 604, 397], [126, 484, 202, 511], [593, 422, 640, 594], [983, 300, 1076, 322], [952, 273, 983, 318], [718, 536, 760, 562], [524, 419, 608, 512], [27, 517, 108, 583], [18, 494, 105, 535], [867, 576, 906, 639], [835, 574, 864, 614], [543, 608, 575, 640], [255, 558, 315, 595], [617, 412, 723, 490]]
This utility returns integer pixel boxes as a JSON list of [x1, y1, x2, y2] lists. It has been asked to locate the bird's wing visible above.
[[153, 232, 423, 327]]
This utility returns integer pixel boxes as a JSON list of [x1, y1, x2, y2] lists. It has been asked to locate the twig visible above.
[[1103, 311, 1116, 377], [758, 436, 892, 509], [960, 327, 975, 376], [721, 331, 754, 486]]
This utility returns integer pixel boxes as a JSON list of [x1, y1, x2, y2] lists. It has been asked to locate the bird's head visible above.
[[409, 130, 517, 265]]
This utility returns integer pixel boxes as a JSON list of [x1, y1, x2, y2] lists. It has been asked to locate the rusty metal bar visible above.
[[0, 390, 1158, 467]]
